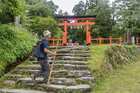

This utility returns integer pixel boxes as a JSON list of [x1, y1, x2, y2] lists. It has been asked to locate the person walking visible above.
[[32, 30, 56, 83]]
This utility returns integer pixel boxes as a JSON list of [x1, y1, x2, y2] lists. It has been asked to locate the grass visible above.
[[88, 45, 108, 78], [94, 58, 140, 93], [88, 45, 140, 93]]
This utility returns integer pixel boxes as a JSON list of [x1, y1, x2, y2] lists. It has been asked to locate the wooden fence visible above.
[[48, 37, 123, 46], [92, 37, 122, 46], [48, 38, 63, 46]]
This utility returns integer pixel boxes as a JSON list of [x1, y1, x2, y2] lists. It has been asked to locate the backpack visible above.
[[33, 41, 45, 58]]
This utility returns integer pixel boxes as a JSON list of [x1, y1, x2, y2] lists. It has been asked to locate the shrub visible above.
[[0, 24, 37, 76], [104, 46, 138, 69]]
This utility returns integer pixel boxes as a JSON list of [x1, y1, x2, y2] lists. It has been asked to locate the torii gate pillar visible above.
[[86, 20, 91, 45], [63, 20, 67, 45]]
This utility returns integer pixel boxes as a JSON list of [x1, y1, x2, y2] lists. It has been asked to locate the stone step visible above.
[[31, 60, 88, 65], [38, 84, 91, 93], [49, 56, 89, 61], [50, 77, 94, 85], [11, 69, 40, 75], [3, 80, 16, 86], [16, 64, 88, 71], [49, 46, 89, 50], [55, 53, 90, 57], [4, 74, 94, 85], [79, 77, 94, 81], [17, 77, 45, 84], [50, 78, 77, 86], [56, 50, 90, 53], [51, 70, 69, 77], [55, 61, 88, 65], [29, 56, 89, 62], [17, 77, 80, 86], [52, 70, 92, 78], [54, 64, 89, 70], [0, 89, 46, 93], [4, 74, 26, 80], [11, 68, 92, 78]]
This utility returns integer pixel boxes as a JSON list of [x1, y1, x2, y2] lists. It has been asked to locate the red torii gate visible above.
[[56, 16, 96, 45]]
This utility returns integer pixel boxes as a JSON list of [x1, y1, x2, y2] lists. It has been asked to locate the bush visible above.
[[0, 24, 37, 76], [104, 46, 138, 69]]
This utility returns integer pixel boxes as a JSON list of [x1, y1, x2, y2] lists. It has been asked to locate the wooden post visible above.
[[136, 37, 138, 45], [119, 37, 122, 45], [53, 39, 55, 46], [109, 36, 112, 46], [99, 37, 102, 45]]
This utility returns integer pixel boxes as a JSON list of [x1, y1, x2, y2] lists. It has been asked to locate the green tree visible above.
[[86, 0, 113, 37], [29, 16, 62, 38], [119, 0, 140, 33], [94, 0, 112, 37], [72, 1, 86, 16], [112, 0, 140, 42], [26, 0, 58, 17], [0, 0, 26, 24], [24, 0, 61, 38]]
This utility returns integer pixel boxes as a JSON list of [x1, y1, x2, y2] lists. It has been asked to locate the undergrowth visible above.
[[0, 24, 37, 76]]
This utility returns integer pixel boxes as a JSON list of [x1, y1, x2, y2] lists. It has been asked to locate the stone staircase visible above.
[[0, 46, 94, 93]]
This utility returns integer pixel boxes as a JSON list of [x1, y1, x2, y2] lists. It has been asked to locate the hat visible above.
[[43, 30, 51, 37]]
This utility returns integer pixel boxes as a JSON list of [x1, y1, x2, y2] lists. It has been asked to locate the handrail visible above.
[[47, 41, 59, 84]]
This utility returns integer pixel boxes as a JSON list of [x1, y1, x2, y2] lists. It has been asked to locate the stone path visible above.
[[0, 46, 94, 93]]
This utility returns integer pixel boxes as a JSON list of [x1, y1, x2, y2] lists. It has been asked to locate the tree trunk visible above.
[[126, 31, 131, 44]]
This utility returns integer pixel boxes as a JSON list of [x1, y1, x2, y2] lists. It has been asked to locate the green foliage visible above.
[[0, 25, 37, 76], [112, 0, 140, 35], [0, 0, 26, 23], [29, 16, 62, 38], [88, 0, 113, 37], [24, 0, 61, 38], [69, 29, 86, 44], [72, 1, 86, 16], [26, 0, 58, 17]]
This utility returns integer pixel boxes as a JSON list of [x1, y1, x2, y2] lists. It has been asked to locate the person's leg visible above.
[[32, 58, 43, 80], [41, 60, 50, 81]]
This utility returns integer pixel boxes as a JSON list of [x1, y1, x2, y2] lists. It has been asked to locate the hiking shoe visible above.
[[43, 78, 48, 83]]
